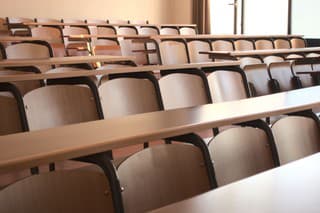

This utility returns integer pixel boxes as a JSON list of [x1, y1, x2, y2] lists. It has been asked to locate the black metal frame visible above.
[[166, 133, 218, 189], [117, 25, 138, 35], [0, 43, 6, 59], [5, 17, 32, 36]]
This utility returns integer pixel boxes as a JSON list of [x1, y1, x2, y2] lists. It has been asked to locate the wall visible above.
[[0, 0, 193, 24]]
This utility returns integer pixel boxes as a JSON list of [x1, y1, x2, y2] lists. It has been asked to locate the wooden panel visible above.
[[255, 39, 274, 50], [99, 78, 160, 118], [209, 127, 274, 186], [234, 40, 254, 51], [24, 85, 99, 130], [118, 143, 210, 213], [159, 73, 209, 110], [272, 116, 320, 165], [0, 169, 114, 213]]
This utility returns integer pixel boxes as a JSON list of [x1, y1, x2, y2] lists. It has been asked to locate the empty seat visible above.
[[254, 39, 274, 50], [108, 20, 129, 24], [138, 26, 160, 65], [211, 40, 234, 51], [244, 64, 272, 97], [5, 41, 54, 72], [272, 114, 320, 165], [268, 62, 301, 92], [291, 37, 306, 48], [0, 83, 28, 135], [209, 121, 278, 186], [31, 26, 66, 57], [129, 20, 149, 25], [160, 27, 179, 35], [98, 72, 162, 118], [0, 169, 114, 213], [116, 26, 138, 35], [207, 69, 249, 102], [0, 69, 43, 95], [24, 78, 102, 130], [291, 61, 315, 88], [119, 39, 148, 65], [234, 39, 255, 51], [138, 26, 159, 35], [159, 70, 211, 110], [274, 38, 291, 49], [6, 17, 33, 36], [179, 27, 197, 35], [263, 55, 284, 66], [35, 18, 61, 23], [118, 143, 213, 213], [239, 57, 262, 69], [158, 39, 189, 65], [187, 40, 212, 63]]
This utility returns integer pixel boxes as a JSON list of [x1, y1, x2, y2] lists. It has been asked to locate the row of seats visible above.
[[1, 66, 320, 212], [2, 17, 197, 36]]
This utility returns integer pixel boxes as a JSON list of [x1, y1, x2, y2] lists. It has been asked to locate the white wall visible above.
[[0, 0, 193, 24]]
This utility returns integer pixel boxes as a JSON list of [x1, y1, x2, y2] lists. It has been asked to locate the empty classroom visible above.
[[0, 0, 320, 212]]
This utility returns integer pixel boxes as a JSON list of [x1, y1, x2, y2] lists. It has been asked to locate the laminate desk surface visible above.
[[201, 47, 320, 60], [21, 22, 196, 28], [152, 153, 320, 213], [0, 36, 61, 43], [0, 55, 135, 67], [0, 86, 319, 173], [0, 61, 240, 82]]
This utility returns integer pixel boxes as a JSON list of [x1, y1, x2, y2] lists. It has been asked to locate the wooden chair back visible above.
[[244, 64, 272, 96], [187, 40, 212, 63], [209, 125, 276, 186], [234, 39, 255, 51], [272, 115, 320, 165], [254, 39, 274, 50], [158, 40, 189, 65], [0, 169, 114, 213], [118, 143, 211, 213], [274, 38, 291, 49]]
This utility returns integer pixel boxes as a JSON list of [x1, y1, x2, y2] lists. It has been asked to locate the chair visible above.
[[0, 18, 9, 36], [291, 61, 315, 88], [129, 20, 149, 25], [254, 39, 274, 50], [138, 26, 159, 35], [5, 41, 54, 72], [209, 120, 279, 186], [207, 68, 249, 103], [234, 39, 255, 51], [31, 26, 66, 57], [117, 142, 214, 213], [0, 69, 43, 95], [239, 57, 262, 69], [35, 18, 61, 23], [98, 72, 163, 119], [159, 69, 211, 110], [0, 82, 28, 136], [263, 55, 284, 66], [0, 169, 114, 213], [179, 27, 197, 35], [272, 112, 320, 165], [119, 39, 148, 65], [0, 43, 5, 59], [138, 26, 160, 65], [291, 37, 306, 48], [160, 26, 179, 35], [211, 40, 234, 51], [274, 38, 291, 49], [23, 77, 103, 131], [158, 39, 189, 65], [268, 61, 302, 92], [6, 17, 33, 36], [186, 40, 212, 63], [108, 20, 129, 24], [116, 26, 138, 35], [243, 64, 273, 97]]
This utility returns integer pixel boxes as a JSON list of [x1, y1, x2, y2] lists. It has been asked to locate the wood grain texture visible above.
[[0, 86, 319, 173], [151, 153, 320, 213]]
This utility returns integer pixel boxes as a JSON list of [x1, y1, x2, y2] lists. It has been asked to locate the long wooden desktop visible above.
[[0, 86, 319, 173], [152, 153, 320, 213]]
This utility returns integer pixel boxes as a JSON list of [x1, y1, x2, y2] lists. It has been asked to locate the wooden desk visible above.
[[22, 22, 196, 29], [200, 47, 320, 60], [0, 36, 61, 43], [0, 61, 240, 82], [0, 86, 319, 173], [0, 55, 135, 67], [152, 153, 320, 213]]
